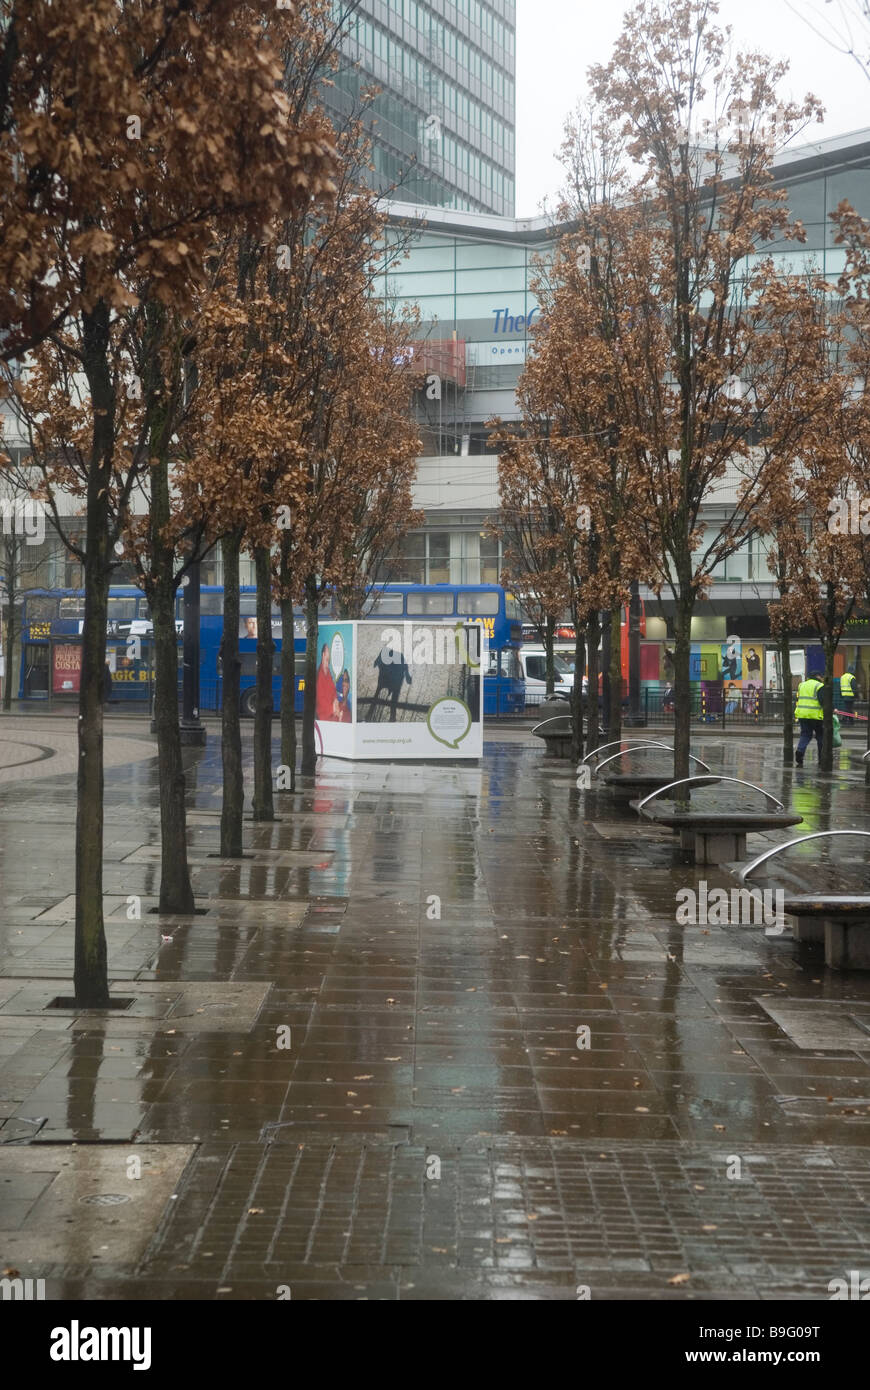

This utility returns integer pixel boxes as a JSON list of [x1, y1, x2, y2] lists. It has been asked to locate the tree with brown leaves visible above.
[[0, 0, 337, 1006], [579, 0, 825, 777]]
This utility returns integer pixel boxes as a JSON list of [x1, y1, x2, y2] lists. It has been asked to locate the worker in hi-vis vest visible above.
[[794, 674, 827, 767], [839, 669, 858, 724]]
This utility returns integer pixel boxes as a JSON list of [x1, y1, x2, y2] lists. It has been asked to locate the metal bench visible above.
[[531, 714, 574, 759], [532, 712, 606, 760], [579, 738, 677, 766], [739, 831, 870, 970], [634, 777, 802, 865], [598, 750, 716, 804]]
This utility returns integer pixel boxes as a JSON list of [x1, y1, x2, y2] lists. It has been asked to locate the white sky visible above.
[[515, 0, 870, 215]]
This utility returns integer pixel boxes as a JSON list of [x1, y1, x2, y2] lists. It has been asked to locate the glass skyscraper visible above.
[[329, 0, 516, 216]]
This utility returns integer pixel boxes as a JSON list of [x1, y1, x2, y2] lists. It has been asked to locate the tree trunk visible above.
[[570, 610, 585, 764], [673, 594, 693, 782], [144, 297, 195, 915], [586, 607, 600, 754], [220, 529, 244, 857], [601, 611, 611, 733], [278, 530, 296, 793], [865, 662, 870, 788], [74, 301, 112, 1008], [778, 624, 793, 766], [301, 574, 319, 777], [608, 604, 622, 745], [151, 561, 194, 913], [820, 625, 835, 774], [251, 544, 275, 820], [3, 542, 15, 710], [627, 580, 642, 726], [544, 614, 555, 695]]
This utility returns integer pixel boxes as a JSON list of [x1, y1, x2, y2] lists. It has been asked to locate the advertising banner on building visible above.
[[315, 621, 483, 761], [52, 642, 82, 694]]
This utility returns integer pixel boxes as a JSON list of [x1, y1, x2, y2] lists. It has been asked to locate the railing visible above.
[[640, 688, 870, 730]]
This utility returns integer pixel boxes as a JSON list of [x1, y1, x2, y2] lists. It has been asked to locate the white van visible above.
[[520, 647, 575, 701]]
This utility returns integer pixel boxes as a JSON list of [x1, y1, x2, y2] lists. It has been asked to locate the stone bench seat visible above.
[[607, 771, 717, 803], [736, 831, 870, 970], [635, 802, 802, 863], [745, 886, 870, 968], [531, 714, 573, 759], [595, 748, 715, 804], [632, 777, 802, 865]]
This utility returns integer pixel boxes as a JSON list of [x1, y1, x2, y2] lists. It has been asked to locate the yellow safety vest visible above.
[[840, 672, 856, 698], [795, 679, 824, 721]]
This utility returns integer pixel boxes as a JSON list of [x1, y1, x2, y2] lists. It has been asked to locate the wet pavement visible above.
[[1, 723, 870, 1299]]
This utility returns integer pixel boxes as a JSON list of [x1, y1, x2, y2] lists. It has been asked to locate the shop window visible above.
[[427, 533, 450, 583], [479, 536, 501, 584]]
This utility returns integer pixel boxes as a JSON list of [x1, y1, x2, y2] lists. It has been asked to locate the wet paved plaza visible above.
[[1, 720, 870, 1299]]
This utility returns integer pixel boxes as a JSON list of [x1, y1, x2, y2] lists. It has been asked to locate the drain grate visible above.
[[78, 1193, 132, 1206], [147, 906, 209, 916], [46, 996, 135, 1011]]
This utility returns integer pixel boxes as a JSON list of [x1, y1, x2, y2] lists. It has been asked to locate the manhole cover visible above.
[[78, 1193, 132, 1206]]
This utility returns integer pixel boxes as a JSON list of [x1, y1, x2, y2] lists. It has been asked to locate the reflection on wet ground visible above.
[[1, 729, 870, 1299]]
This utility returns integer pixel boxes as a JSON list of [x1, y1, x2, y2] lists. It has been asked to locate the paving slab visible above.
[[0, 1143, 195, 1270], [1, 727, 870, 1298]]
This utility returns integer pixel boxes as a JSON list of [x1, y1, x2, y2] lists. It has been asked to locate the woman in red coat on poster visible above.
[[315, 644, 336, 721]]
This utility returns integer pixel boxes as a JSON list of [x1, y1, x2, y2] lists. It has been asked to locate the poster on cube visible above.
[[314, 620, 483, 760]]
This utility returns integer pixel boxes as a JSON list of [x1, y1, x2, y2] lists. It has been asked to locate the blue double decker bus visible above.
[[18, 582, 525, 716], [17, 586, 154, 700], [202, 582, 525, 718]]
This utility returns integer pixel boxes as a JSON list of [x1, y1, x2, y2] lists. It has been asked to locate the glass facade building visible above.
[[328, 0, 516, 215], [376, 129, 870, 591]]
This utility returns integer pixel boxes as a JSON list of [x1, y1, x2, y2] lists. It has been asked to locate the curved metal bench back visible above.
[[531, 716, 573, 737], [596, 749, 712, 776], [636, 775, 781, 812], [739, 830, 870, 883], [580, 739, 674, 767]]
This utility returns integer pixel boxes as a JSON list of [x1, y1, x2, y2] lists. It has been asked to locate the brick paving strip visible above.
[[1, 728, 870, 1299]]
